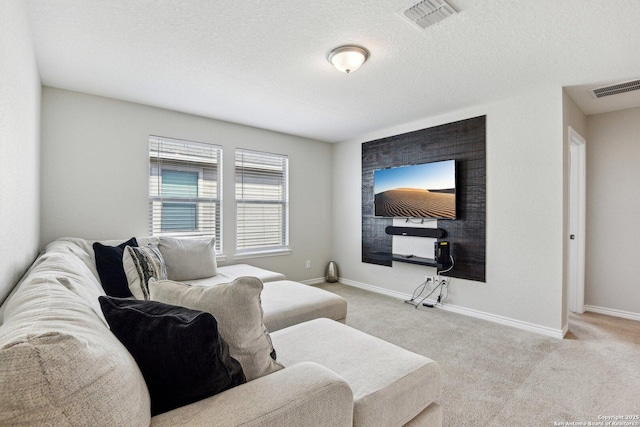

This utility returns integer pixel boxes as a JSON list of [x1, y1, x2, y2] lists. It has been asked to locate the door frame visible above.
[[568, 126, 586, 314]]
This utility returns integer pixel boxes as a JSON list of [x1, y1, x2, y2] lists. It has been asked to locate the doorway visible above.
[[568, 127, 586, 314]]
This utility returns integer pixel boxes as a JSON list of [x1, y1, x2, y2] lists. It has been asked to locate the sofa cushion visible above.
[[123, 244, 167, 300], [99, 296, 246, 416], [149, 362, 354, 427], [52, 237, 159, 285], [261, 280, 348, 332], [271, 318, 442, 427], [157, 237, 217, 281], [188, 263, 287, 287], [93, 237, 138, 297], [0, 277, 151, 426], [149, 277, 284, 381]]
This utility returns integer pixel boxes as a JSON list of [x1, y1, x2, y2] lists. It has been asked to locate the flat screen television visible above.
[[373, 159, 456, 219]]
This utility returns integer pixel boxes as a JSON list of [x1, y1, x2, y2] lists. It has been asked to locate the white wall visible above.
[[0, 0, 41, 304], [585, 107, 640, 317], [333, 87, 566, 335], [562, 90, 587, 327], [40, 88, 333, 282]]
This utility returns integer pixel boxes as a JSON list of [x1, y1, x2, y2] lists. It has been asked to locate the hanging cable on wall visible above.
[[404, 255, 454, 309]]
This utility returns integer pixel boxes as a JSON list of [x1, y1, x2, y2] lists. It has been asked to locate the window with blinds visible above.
[[235, 149, 289, 254], [149, 136, 222, 252]]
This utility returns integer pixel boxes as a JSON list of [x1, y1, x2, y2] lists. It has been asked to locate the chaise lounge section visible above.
[[273, 318, 442, 427]]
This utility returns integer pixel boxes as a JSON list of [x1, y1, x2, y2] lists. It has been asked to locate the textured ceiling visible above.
[[25, 0, 640, 142]]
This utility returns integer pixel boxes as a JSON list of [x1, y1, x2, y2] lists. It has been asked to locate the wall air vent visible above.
[[398, 0, 458, 30], [588, 79, 640, 99]]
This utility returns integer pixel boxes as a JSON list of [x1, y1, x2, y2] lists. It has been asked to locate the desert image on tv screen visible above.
[[374, 160, 456, 219]]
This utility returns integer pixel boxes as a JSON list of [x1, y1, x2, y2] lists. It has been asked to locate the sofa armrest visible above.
[[150, 362, 353, 427]]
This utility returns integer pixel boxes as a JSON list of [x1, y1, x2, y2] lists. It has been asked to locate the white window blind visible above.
[[149, 136, 222, 252], [235, 149, 289, 253]]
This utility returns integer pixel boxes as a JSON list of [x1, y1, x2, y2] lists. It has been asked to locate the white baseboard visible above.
[[339, 278, 414, 300], [339, 278, 566, 339], [584, 305, 640, 322], [300, 277, 326, 285]]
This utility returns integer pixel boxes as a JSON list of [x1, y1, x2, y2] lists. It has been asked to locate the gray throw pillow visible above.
[[157, 237, 217, 281], [148, 277, 284, 381], [122, 245, 167, 300]]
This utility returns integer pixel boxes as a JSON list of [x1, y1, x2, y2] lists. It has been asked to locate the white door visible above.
[[568, 127, 586, 313]]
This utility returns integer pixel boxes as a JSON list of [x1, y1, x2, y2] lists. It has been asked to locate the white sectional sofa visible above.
[[0, 237, 442, 426]]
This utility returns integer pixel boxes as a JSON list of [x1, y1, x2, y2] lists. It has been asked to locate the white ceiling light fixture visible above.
[[327, 46, 369, 74]]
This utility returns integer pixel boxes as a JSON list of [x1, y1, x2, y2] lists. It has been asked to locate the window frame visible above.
[[149, 135, 223, 254], [234, 148, 290, 257]]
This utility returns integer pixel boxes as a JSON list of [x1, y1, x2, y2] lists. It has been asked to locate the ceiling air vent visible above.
[[398, 0, 458, 30], [588, 79, 640, 99]]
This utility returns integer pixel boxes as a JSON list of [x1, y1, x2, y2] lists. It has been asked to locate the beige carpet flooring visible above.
[[315, 282, 640, 427]]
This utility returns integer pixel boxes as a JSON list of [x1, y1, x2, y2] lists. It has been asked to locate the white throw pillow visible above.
[[148, 277, 284, 381], [157, 237, 217, 281], [122, 245, 167, 300]]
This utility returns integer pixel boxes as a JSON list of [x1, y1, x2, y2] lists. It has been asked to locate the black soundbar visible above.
[[385, 226, 446, 238]]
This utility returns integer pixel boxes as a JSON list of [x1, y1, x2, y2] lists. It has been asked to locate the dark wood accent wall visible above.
[[362, 116, 486, 282]]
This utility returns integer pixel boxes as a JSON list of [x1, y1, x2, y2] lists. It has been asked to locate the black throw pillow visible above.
[[94, 238, 138, 297], [99, 296, 246, 416]]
